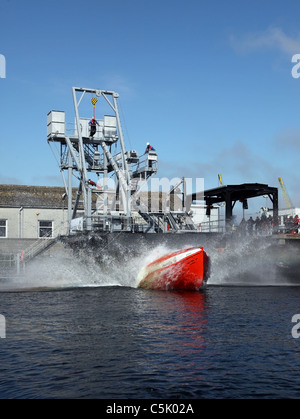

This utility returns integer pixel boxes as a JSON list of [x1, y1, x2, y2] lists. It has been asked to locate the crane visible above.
[[278, 177, 293, 209], [218, 174, 224, 186]]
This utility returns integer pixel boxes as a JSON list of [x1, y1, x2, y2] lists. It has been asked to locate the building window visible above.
[[38, 220, 53, 238], [0, 220, 7, 238]]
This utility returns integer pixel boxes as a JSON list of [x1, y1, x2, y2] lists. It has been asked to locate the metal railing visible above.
[[196, 219, 226, 233], [197, 216, 300, 236], [23, 222, 67, 262], [0, 223, 68, 279]]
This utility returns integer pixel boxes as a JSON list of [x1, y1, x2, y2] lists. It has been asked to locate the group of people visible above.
[[242, 214, 275, 235], [237, 214, 273, 236], [237, 214, 300, 235]]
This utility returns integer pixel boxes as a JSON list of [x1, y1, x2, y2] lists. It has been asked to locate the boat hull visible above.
[[137, 247, 210, 291]]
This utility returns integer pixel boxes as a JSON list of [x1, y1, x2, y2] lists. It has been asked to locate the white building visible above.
[[190, 203, 221, 232], [0, 184, 192, 239], [0, 185, 71, 239]]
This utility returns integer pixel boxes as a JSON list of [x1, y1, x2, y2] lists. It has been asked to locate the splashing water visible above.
[[207, 236, 297, 286], [0, 242, 177, 292], [0, 235, 297, 292]]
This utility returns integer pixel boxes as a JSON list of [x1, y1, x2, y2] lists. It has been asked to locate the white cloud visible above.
[[275, 128, 300, 149], [230, 27, 300, 56], [159, 140, 279, 186]]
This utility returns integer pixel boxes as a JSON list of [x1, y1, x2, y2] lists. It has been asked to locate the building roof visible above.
[[203, 183, 278, 204], [188, 183, 278, 203], [0, 185, 70, 209], [0, 184, 184, 211]]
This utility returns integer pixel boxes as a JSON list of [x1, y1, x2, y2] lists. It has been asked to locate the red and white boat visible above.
[[137, 247, 210, 291]]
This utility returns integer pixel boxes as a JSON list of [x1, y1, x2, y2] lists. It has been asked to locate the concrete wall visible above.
[[0, 237, 72, 254], [0, 238, 37, 254]]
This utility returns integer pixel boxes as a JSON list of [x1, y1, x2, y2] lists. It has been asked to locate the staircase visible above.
[[138, 210, 163, 232], [22, 224, 66, 263], [23, 236, 58, 263]]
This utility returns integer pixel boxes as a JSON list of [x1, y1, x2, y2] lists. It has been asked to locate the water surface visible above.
[[1, 285, 300, 398]]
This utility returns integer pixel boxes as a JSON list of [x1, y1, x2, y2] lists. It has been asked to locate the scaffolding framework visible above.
[[47, 87, 158, 233]]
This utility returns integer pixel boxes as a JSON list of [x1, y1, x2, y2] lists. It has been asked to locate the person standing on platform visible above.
[[89, 116, 99, 138]]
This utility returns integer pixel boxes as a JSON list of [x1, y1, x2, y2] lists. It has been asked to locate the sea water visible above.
[[0, 241, 300, 399]]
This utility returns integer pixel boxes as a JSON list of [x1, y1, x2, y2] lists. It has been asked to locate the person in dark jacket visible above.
[[89, 117, 99, 137]]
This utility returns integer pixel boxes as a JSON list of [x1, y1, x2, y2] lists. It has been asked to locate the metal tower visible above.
[[47, 86, 158, 233]]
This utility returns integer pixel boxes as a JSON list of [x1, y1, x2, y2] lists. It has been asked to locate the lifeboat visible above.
[[137, 247, 210, 291]]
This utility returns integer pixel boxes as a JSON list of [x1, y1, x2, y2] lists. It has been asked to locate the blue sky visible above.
[[1, 0, 300, 211]]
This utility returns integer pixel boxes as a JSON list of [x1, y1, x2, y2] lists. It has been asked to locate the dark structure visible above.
[[189, 183, 279, 232]]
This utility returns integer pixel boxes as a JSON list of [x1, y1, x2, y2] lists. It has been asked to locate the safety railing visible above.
[[196, 219, 226, 233], [22, 222, 67, 263]]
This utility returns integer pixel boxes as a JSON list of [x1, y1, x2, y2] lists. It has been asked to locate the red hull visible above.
[[137, 247, 210, 291]]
